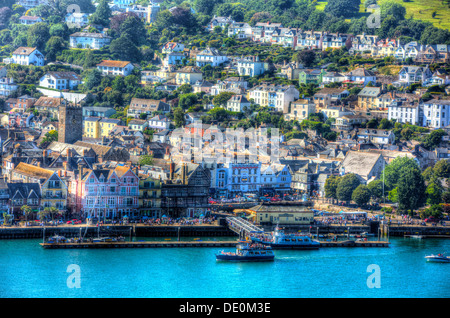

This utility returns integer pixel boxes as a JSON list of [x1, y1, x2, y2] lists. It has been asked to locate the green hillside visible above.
[[315, 0, 450, 30]]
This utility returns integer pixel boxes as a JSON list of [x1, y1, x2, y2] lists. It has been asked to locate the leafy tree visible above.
[[367, 180, 384, 202], [110, 35, 141, 62], [336, 173, 361, 203], [82, 69, 102, 92], [27, 22, 50, 52], [325, 175, 340, 200], [294, 49, 316, 67], [422, 129, 446, 150], [380, 1, 406, 20], [139, 155, 154, 166], [352, 184, 371, 206], [178, 93, 199, 110], [433, 160, 450, 179], [45, 36, 66, 62], [324, 0, 361, 18], [381, 156, 419, 190], [388, 187, 398, 203], [397, 166, 426, 213], [89, 0, 111, 27], [173, 107, 185, 128], [425, 180, 443, 206], [194, 0, 223, 15], [212, 91, 234, 107], [21, 205, 32, 223]]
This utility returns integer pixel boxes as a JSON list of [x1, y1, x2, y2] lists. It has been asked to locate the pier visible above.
[[39, 240, 238, 249]]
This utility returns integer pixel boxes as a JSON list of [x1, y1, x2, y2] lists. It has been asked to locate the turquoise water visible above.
[[0, 237, 449, 298]]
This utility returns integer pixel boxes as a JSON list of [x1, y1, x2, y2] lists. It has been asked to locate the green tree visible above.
[[388, 187, 398, 203], [433, 160, 450, 179], [21, 205, 32, 223], [212, 91, 234, 107], [367, 180, 384, 202], [173, 107, 185, 128], [422, 129, 446, 150], [110, 35, 141, 62], [380, 1, 406, 20], [324, 0, 361, 18], [294, 49, 316, 67], [336, 173, 361, 203], [397, 166, 426, 214], [27, 22, 50, 52], [352, 184, 371, 206], [425, 180, 443, 206], [89, 0, 112, 27], [381, 156, 419, 190], [45, 36, 66, 62], [178, 93, 199, 110], [139, 155, 154, 166]]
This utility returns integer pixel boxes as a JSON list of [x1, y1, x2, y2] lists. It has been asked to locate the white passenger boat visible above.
[[250, 226, 320, 249]]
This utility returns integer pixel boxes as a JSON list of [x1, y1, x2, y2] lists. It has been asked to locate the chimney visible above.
[[181, 163, 187, 185], [78, 164, 83, 181], [170, 162, 175, 180], [63, 161, 68, 171]]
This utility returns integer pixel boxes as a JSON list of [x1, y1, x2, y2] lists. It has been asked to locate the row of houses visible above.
[[209, 17, 450, 64]]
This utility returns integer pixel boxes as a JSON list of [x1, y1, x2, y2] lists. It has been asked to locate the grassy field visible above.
[[314, 0, 450, 30]]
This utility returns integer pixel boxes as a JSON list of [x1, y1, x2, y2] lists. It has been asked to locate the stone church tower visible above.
[[58, 102, 82, 144]]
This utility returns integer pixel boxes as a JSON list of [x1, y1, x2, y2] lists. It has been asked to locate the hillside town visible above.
[[0, 0, 449, 227]]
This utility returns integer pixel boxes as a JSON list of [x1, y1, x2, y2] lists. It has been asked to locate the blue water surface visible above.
[[0, 237, 449, 298]]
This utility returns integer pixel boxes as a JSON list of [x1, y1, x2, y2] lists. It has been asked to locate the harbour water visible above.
[[0, 237, 449, 298]]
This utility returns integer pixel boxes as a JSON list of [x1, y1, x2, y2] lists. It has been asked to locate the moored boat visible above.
[[250, 226, 320, 249], [215, 241, 275, 262], [425, 253, 450, 263]]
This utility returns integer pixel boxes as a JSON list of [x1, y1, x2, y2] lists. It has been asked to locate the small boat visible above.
[[46, 235, 66, 243], [250, 226, 320, 250], [425, 253, 450, 263], [409, 235, 424, 239], [92, 236, 124, 243], [216, 241, 275, 262]]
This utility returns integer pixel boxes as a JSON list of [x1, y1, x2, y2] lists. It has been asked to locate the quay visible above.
[[39, 239, 389, 249], [39, 240, 238, 249]]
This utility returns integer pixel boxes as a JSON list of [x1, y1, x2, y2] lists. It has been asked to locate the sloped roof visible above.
[[97, 60, 131, 68], [14, 162, 54, 180]]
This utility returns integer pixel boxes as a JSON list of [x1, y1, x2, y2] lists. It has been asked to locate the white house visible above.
[[65, 13, 89, 28], [422, 99, 450, 129], [5, 47, 44, 66], [422, 70, 450, 87], [39, 72, 82, 91], [249, 84, 300, 113], [19, 16, 43, 25], [163, 52, 186, 66], [387, 98, 421, 125], [396, 66, 432, 86], [226, 95, 251, 112], [209, 16, 235, 31], [70, 32, 112, 49], [344, 68, 376, 86], [96, 60, 134, 76], [148, 115, 172, 130], [236, 55, 267, 77], [161, 42, 185, 54], [228, 22, 252, 39], [195, 47, 228, 67]]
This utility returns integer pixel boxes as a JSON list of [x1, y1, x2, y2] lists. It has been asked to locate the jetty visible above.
[[40, 240, 238, 249]]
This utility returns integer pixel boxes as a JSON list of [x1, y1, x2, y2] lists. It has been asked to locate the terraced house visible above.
[[96, 60, 134, 76], [139, 175, 162, 218], [10, 162, 68, 212], [69, 165, 139, 220]]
